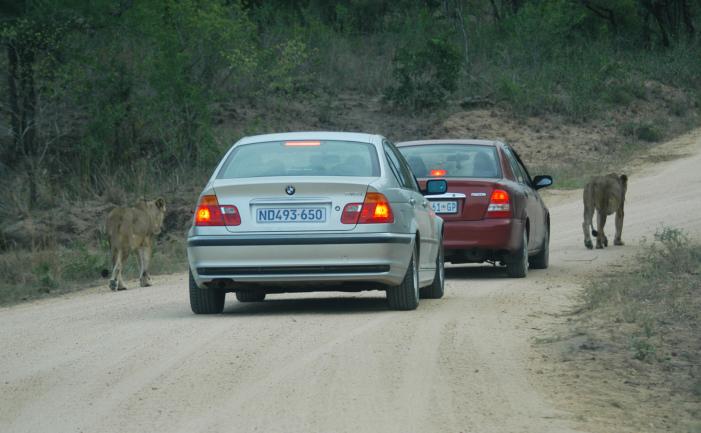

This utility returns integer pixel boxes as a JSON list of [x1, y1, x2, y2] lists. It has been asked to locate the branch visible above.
[[579, 0, 617, 32]]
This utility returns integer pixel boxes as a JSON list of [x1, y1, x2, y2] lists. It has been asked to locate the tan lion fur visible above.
[[582, 174, 627, 249], [105, 198, 166, 290]]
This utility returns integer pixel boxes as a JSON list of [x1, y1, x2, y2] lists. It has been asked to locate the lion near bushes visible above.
[[103, 198, 166, 290]]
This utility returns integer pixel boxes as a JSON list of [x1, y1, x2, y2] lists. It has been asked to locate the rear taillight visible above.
[[486, 189, 511, 218], [195, 195, 241, 226], [341, 192, 394, 224]]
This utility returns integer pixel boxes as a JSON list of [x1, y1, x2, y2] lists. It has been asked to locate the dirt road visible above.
[[1, 129, 700, 433]]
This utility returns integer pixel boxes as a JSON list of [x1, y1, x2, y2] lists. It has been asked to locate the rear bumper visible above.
[[187, 232, 413, 289], [443, 218, 523, 252]]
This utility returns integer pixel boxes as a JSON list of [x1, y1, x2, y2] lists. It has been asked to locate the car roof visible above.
[[396, 139, 501, 147], [237, 131, 382, 145]]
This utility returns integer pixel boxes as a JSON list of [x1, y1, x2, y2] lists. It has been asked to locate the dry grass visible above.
[[0, 181, 194, 305], [540, 227, 701, 433]]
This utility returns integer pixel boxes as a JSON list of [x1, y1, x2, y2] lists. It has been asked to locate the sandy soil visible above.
[[1, 128, 700, 433]]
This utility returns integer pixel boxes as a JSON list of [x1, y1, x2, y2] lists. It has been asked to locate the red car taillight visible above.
[[341, 192, 394, 224], [195, 195, 241, 226], [486, 189, 511, 218]]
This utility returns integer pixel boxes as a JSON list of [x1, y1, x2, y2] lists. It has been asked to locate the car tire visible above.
[[387, 244, 419, 310], [189, 270, 225, 314], [529, 227, 549, 269], [420, 242, 444, 299], [506, 230, 528, 278], [235, 291, 266, 302]]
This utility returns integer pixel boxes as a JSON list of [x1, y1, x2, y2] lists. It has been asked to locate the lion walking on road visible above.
[[582, 174, 627, 249], [105, 198, 166, 290]]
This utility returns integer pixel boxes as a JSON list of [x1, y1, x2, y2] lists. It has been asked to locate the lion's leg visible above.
[[116, 249, 129, 290], [596, 211, 607, 249], [139, 246, 153, 287], [583, 199, 594, 249], [109, 248, 120, 291], [137, 247, 145, 286], [614, 207, 624, 246]]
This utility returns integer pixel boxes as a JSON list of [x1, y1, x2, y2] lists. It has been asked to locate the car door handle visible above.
[[409, 198, 416, 205], [422, 201, 428, 208]]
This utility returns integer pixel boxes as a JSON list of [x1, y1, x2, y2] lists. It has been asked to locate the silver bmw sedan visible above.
[[187, 132, 446, 313]]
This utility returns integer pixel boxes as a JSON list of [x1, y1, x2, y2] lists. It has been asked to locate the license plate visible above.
[[430, 200, 458, 214], [256, 207, 326, 223]]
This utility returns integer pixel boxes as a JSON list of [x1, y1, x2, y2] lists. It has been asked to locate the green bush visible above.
[[384, 37, 461, 110], [631, 338, 657, 362], [621, 121, 665, 142], [61, 244, 106, 282]]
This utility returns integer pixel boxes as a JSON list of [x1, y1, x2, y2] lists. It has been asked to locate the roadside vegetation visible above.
[[583, 228, 700, 368], [1, 0, 700, 303], [541, 227, 700, 432]]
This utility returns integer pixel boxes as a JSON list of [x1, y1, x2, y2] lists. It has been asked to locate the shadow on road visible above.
[[445, 264, 509, 280], [222, 294, 391, 316]]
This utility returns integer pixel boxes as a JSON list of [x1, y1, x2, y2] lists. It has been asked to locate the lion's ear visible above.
[[155, 197, 166, 210], [620, 174, 628, 185]]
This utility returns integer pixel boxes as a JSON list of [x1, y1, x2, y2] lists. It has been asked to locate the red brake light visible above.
[[341, 203, 363, 224], [285, 141, 321, 146], [430, 169, 447, 177], [195, 195, 241, 226], [486, 189, 511, 218], [341, 192, 394, 224]]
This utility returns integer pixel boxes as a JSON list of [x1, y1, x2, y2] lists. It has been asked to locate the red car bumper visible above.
[[443, 218, 524, 254]]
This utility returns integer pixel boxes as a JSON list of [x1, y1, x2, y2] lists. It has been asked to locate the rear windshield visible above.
[[399, 144, 501, 179], [217, 140, 381, 179]]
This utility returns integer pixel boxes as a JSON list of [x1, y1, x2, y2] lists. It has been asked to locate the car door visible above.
[[504, 146, 544, 252], [383, 141, 436, 273]]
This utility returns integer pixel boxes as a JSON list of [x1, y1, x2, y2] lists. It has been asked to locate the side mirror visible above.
[[424, 179, 447, 195], [532, 175, 553, 190]]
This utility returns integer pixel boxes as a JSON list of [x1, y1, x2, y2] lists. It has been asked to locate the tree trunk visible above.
[[6, 43, 21, 166], [642, 11, 652, 50], [510, 0, 524, 13], [682, 0, 695, 37], [19, 49, 37, 161], [489, 0, 501, 21]]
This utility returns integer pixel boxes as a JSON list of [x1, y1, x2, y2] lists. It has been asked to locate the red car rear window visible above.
[[399, 144, 501, 178]]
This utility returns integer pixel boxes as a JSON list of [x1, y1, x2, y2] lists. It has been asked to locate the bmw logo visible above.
[[285, 185, 296, 195]]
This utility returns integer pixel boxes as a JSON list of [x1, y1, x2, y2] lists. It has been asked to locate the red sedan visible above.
[[397, 140, 552, 277]]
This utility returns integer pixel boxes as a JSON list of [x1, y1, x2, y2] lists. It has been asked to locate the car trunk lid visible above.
[[419, 178, 503, 221], [212, 177, 373, 232]]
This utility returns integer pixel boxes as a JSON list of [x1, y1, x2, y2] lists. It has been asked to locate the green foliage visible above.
[[631, 337, 657, 362], [264, 35, 315, 94], [384, 37, 461, 110], [61, 243, 106, 282], [33, 261, 58, 291], [621, 121, 665, 142]]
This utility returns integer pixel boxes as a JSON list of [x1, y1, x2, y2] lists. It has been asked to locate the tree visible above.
[[639, 0, 696, 47], [1, 7, 77, 206]]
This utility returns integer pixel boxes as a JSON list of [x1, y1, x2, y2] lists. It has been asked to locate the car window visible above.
[[384, 141, 419, 191], [399, 144, 501, 179], [511, 148, 533, 186], [503, 146, 526, 184], [217, 140, 381, 178], [383, 143, 404, 186]]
